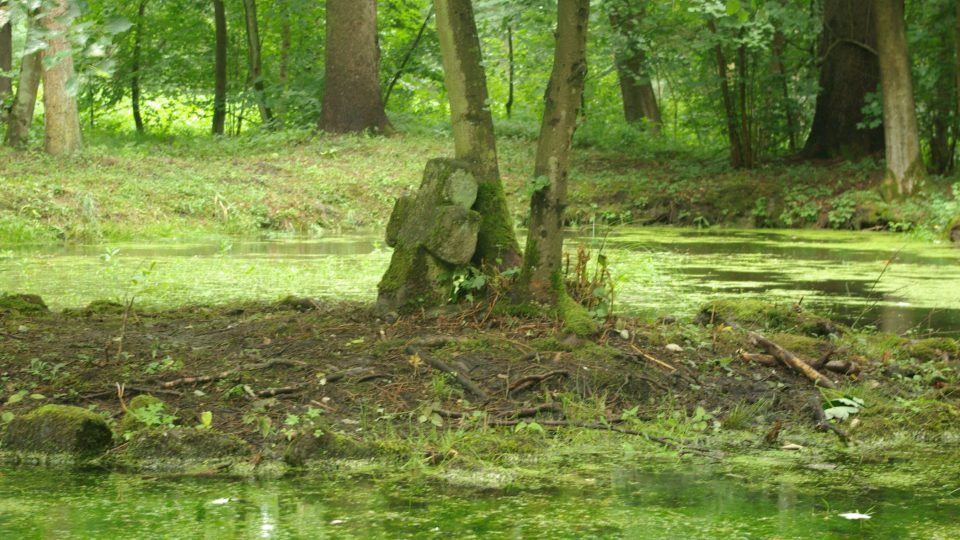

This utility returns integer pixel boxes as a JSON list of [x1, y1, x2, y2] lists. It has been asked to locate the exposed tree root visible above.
[[508, 370, 569, 396], [406, 345, 490, 401]]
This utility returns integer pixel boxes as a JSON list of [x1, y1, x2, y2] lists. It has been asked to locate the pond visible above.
[[0, 464, 957, 539], [0, 228, 957, 334]]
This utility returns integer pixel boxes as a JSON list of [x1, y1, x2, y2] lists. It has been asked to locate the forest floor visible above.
[[1, 129, 958, 245], [1, 293, 958, 490]]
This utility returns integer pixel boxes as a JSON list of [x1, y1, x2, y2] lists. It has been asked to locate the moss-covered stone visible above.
[[553, 272, 598, 337], [118, 394, 167, 433], [697, 299, 842, 336], [904, 338, 959, 362], [121, 428, 250, 460], [284, 429, 381, 466], [1, 404, 112, 458], [0, 293, 49, 315]]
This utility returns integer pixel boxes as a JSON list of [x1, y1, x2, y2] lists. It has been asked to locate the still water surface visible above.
[[0, 228, 957, 333], [1, 465, 957, 539]]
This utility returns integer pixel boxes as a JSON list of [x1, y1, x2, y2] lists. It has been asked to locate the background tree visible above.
[[41, 0, 82, 155], [319, 0, 389, 133], [1, 1, 11, 115], [802, 0, 883, 159], [242, 0, 271, 125], [130, 0, 147, 133], [607, 0, 660, 133], [4, 23, 40, 148], [874, 0, 923, 197], [212, 0, 227, 135]]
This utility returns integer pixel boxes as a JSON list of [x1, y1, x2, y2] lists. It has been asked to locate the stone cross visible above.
[[377, 158, 481, 311]]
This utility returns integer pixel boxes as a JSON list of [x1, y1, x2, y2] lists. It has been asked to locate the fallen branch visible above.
[[739, 350, 776, 366], [629, 344, 677, 371], [77, 385, 183, 401], [156, 359, 308, 389], [255, 383, 308, 397], [748, 332, 836, 388], [406, 346, 489, 401], [508, 370, 570, 396]]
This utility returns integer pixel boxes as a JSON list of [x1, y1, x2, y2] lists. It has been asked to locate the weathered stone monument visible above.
[[377, 159, 481, 311]]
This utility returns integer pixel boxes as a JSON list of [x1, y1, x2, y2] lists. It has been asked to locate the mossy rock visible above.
[[121, 428, 251, 461], [118, 394, 167, 434], [82, 299, 126, 316], [284, 429, 381, 467], [1, 404, 112, 458], [0, 293, 49, 315], [697, 299, 841, 336], [904, 338, 959, 362]]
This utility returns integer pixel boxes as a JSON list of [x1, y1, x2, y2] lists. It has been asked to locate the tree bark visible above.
[[522, 0, 590, 301], [242, 0, 272, 125], [319, 0, 389, 133], [801, 0, 883, 159], [506, 24, 514, 118], [769, 19, 797, 151], [4, 37, 41, 148], [928, 0, 955, 175], [131, 0, 147, 134], [873, 0, 923, 196], [1, 2, 12, 113], [608, 2, 660, 133], [41, 0, 82, 155], [212, 0, 227, 135], [433, 0, 520, 268]]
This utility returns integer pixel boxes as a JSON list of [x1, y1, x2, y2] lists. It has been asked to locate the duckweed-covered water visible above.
[[1, 465, 958, 539], [0, 228, 958, 333]]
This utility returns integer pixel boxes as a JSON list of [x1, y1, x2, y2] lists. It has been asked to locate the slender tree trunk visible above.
[[736, 41, 752, 168], [383, 6, 433, 109], [873, 0, 923, 196], [279, 4, 290, 87], [242, 0, 272, 125], [212, 0, 227, 135], [41, 0, 82, 155], [320, 0, 390, 133], [609, 2, 661, 133], [707, 19, 743, 168], [522, 0, 591, 302], [433, 0, 520, 268], [770, 21, 797, 151], [4, 42, 41, 148], [802, 0, 883, 159], [1, 2, 12, 115], [131, 0, 147, 134], [506, 24, 514, 118]]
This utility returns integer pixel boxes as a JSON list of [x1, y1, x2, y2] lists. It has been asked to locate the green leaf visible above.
[[5, 390, 28, 405], [198, 411, 213, 429]]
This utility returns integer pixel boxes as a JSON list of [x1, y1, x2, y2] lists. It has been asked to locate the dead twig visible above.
[[629, 343, 676, 372], [406, 346, 490, 401], [809, 396, 850, 443], [508, 370, 570, 396]]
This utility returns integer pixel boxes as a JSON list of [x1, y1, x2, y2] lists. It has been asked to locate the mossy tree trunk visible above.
[[41, 0, 82, 156], [242, 0, 272, 126], [212, 0, 227, 136], [873, 0, 923, 197], [433, 0, 520, 268], [319, 0, 390, 134], [801, 0, 883, 159], [4, 20, 41, 148], [608, 1, 660, 134], [521, 0, 590, 303], [131, 0, 147, 134]]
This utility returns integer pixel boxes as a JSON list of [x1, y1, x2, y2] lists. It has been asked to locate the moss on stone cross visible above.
[[378, 159, 482, 312]]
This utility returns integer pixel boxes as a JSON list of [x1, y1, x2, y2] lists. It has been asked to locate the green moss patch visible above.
[[0, 294, 49, 315]]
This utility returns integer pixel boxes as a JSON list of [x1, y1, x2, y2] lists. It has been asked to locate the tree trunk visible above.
[[801, 0, 883, 159], [929, 0, 956, 175], [769, 20, 797, 151], [609, 2, 660, 133], [873, 0, 923, 196], [4, 41, 41, 148], [279, 3, 290, 88], [706, 19, 744, 168], [242, 0, 272, 125], [212, 0, 227, 135], [131, 0, 147, 134], [1, 3, 11, 114], [319, 0, 389, 133], [521, 0, 590, 302], [433, 0, 520, 268], [737, 41, 752, 168], [41, 0, 82, 155], [506, 24, 514, 118]]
